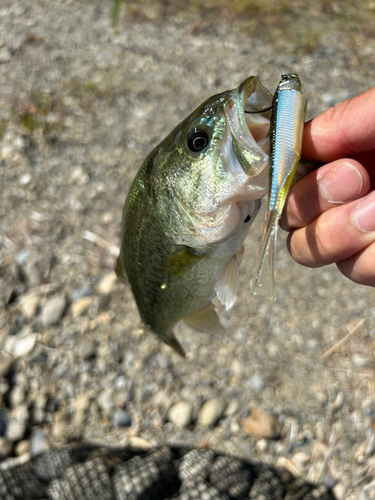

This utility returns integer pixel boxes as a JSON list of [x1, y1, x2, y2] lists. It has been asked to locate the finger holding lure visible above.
[[251, 74, 307, 300]]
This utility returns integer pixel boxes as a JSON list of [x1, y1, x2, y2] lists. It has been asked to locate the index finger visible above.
[[302, 86, 375, 163]]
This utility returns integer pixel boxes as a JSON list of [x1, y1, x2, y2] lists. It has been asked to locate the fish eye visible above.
[[187, 129, 209, 152]]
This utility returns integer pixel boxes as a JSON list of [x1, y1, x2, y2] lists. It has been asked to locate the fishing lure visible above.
[[251, 74, 307, 300]]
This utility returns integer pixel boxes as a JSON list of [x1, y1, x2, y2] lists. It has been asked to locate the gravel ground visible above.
[[0, 1, 375, 498]]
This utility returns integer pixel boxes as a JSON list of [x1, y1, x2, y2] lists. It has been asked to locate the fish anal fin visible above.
[[184, 303, 225, 335], [215, 247, 243, 311], [144, 325, 185, 357]]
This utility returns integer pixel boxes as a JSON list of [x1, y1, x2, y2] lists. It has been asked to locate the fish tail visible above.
[[251, 210, 278, 300]]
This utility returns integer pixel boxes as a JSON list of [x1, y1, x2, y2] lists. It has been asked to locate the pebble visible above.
[[72, 285, 93, 301], [24, 255, 50, 288], [51, 406, 69, 439], [9, 385, 26, 408], [71, 297, 93, 317], [256, 438, 269, 452], [230, 359, 243, 376], [31, 431, 49, 456], [112, 408, 131, 427], [77, 338, 97, 359], [168, 401, 193, 428], [13, 332, 36, 358], [291, 451, 310, 474], [15, 439, 31, 456], [73, 393, 91, 425], [0, 437, 12, 459], [6, 404, 29, 442], [40, 295, 67, 326], [19, 293, 40, 318], [0, 357, 16, 378], [332, 482, 346, 500], [241, 406, 281, 439], [0, 46, 11, 63], [98, 389, 115, 415], [224, 399, 239, 416], [245, 372, 266, 392], [96, 272, 117, 295], [198, 398, 226, 427]]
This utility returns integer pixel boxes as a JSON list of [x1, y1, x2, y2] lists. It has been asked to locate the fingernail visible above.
[[319, 163, 363, 203], [354, 191, 375, 233]]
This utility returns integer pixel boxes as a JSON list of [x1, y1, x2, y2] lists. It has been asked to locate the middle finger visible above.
[[280, 159, 370, 231]]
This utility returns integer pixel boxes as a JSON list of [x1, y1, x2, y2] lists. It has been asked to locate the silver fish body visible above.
[[116, 77, 274, 354], [251, 74, 306, 300]]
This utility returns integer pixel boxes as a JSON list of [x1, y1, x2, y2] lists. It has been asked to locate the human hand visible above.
[[281, 87, 375, 286]]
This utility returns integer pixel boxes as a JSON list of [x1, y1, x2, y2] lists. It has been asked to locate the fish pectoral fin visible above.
[[184, 303, 225, 335], [215, 248, 242, 311], [163, 247, 204, 278], [115, 258, 128, 284]]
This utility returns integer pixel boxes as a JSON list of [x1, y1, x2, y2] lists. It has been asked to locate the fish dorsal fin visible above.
[[215, 246, 243, 311], [184, 303, 225, 335]]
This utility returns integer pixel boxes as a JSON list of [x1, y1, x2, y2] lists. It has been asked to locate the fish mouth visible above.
[[224, 76, 273, 180]]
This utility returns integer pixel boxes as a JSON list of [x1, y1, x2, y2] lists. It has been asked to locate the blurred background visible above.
[[0, 1, 374, 498]]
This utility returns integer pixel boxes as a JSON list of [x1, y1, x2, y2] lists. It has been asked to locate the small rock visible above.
[[31, 431, 49, 456], [19, 173, 31, 185], [19, 293, 40, 318], [0, 357, 16, 378], [241, 406, 281, 439], [224, 399, 239, 416], [77, 338, 96, 359], [332, 482, 346, 500], [198, 398, 226, 427], [230, 359, 243, 376], [15, 439, 31, 456], [0, 437, 12, 459], [9, 385, 26, 408], [112, 408, 131, 427], [245, 372, 265, 392], [24, 255, 50, 288], [71, 297, 93, 317], [73, 393, 91, 425], [291, 452, 310, 474], [40, 295, 67, 326], [72, 285, 93, 301], [256, 438, 269, 452], [12, 331, 36, 358], [6, 404, 29, 442], [0, 46, 11, 63], [98, 389, 115, 415], [96, 272, 117, 295], [74, 393, 91, 413], [168, 401, 193, 428], [114, 375, 127, 390], [51, 406, 69, 439], [229, 420, 240, 434], [69, 166, 89, 185]]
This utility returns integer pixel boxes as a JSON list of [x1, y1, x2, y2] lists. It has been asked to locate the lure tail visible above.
[[251, 209, 278, 300]]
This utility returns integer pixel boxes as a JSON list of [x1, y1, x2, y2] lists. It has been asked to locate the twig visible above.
[[321, 319, 365, 360], [82, 230, 119, 257]]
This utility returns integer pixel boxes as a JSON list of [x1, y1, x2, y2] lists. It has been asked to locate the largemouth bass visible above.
[[116, 76, 294, 355], [251, 74, 307, 300]]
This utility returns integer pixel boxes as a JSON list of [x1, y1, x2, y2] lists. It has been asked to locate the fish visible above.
[[116, 76, 276, 355], [251, 74, 307, 300]]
